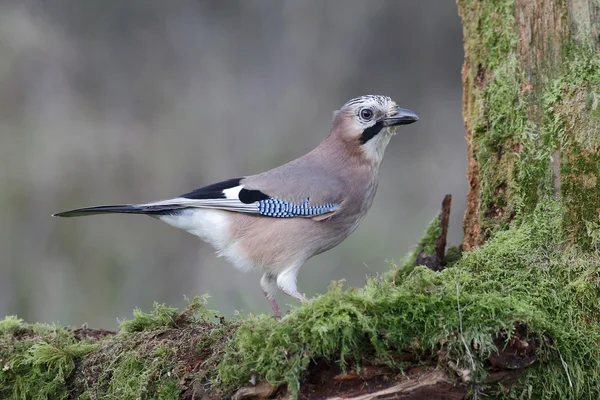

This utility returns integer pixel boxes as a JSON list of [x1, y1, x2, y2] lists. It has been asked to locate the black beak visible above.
[[381, 107, 419, 127]]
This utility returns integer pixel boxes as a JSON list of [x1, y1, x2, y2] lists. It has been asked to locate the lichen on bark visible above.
[[460, 0, 600, 250]]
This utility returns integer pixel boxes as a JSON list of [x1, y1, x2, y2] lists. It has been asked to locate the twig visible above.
[[557, 347, 573, 390], [436, 194, 452, 264], [324, 370, 455, 400]]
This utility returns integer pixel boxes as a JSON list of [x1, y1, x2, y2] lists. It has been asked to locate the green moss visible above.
[[459, 0, 533, 238], [420, 214, 442, 255], [543, 43, 600, 249], [561, 146, 600, 249], [459, 0, 517, 69], [103, 347, 178, 400], [73, 296, 238, 399], [459, 0, 600, 247], [444, 246, 463, 267], [119, 303, 180, 333], [485, 38, 600, 248], [0, 316, 25, 334], [217, 199, 600, 398], [120, 294, 212, 333], [0, 297, 238, 399], [478, 56, 532, 234], [402, 212, 442, 269], [0, 319, 98, 400]]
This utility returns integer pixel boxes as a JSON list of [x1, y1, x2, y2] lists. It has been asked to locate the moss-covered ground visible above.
[[0, 316, 100, 399], [2, 199, 599, 399]]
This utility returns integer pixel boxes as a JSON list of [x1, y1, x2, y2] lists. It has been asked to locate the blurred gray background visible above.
[[0, 0, 466, 329]]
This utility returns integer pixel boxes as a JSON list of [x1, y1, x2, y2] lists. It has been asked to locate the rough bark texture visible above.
[[3, 1, 600, 399], [460, 0, 600, 250]]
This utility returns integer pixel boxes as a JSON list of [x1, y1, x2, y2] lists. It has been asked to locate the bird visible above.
[[54, 95, 418, 318]]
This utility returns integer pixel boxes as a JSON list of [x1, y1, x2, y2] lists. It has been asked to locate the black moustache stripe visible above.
[[359, 121, 384, 144]]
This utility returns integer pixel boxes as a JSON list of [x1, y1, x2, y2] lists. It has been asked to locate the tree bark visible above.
[[460, 0, 600, 250]]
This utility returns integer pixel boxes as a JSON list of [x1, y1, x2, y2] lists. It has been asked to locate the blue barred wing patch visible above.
[[257, 198, 338, 218]]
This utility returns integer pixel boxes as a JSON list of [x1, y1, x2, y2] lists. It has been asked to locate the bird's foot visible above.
[[289, 292, 310, 304]]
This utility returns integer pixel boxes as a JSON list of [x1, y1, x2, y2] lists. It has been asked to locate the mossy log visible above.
[[2, 1, 600, 399]]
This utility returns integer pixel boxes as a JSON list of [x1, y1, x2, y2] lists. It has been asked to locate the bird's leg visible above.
[[276, 264, 310, 304], [260, 273, 281, 318], [266, 296, 281, 319]]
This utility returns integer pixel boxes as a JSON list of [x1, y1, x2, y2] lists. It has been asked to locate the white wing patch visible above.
[[223, 185, 243, 199]]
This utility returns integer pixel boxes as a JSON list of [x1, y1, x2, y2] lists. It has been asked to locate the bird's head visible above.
[[331, 95, 418, 163]]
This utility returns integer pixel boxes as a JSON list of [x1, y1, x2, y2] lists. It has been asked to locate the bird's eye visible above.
[[360, 108, 374, 120]]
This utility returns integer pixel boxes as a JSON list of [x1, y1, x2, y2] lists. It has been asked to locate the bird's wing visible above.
[[141, 172, 344, 219]]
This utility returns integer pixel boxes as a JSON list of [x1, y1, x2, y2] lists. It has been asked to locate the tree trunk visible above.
[[460, 0, 600, 250], [2, 1, 600, 399]]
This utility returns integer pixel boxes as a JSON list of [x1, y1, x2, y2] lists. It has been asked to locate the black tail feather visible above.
[[53, 204, 147, 217]]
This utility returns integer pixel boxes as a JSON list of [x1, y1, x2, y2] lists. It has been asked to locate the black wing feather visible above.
[[238, 188, 270, 204], [179, 178, 243, 199]]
